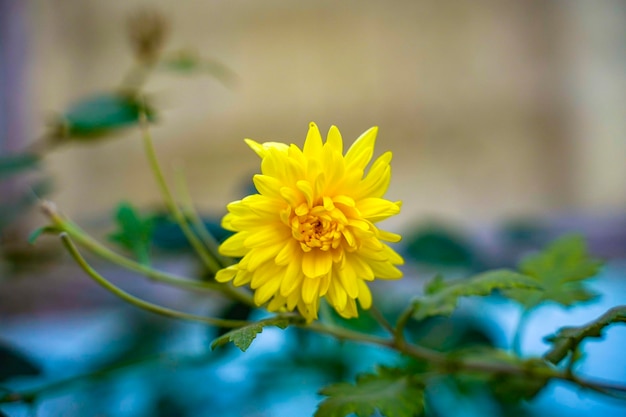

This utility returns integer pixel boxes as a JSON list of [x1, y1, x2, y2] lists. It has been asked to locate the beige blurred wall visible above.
[[22, 0, 626, 231]]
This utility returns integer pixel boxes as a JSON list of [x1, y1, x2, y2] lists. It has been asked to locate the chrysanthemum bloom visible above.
[[215, 122, 403, 321]]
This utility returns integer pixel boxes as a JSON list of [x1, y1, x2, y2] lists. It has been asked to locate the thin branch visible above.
[[369, 304, 395, 335], [59, 232, 250, 328], [139, 112, 223, 275], [172, 161, 231, 269], [41, 202, 254, 306]]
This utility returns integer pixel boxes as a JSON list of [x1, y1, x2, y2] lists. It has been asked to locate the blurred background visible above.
[[1, 1, 625, 416]]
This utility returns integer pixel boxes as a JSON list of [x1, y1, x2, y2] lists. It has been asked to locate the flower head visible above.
[[216, 122, 403, 321]]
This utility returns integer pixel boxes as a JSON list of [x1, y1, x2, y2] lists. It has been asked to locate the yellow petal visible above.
[[337, 298, 358, 318], [345, 126, 377, 170], [382, 244, 405, 265], [356, 198, 401, 222], [355, 151, 392, 199], [233, 269, 252, 286], [348, 254, 375, 281], [302, 276, 321, 304], [357, 279, 372, 309], [369, 260, 403, 279], [325, 125, 343, 153], [275, 239, 297, 266], [254, 277, 281, 305], [296, 180, 314, 206], [219, 232, 249, 257], [253, 175, 283, 198], [327, 280, 348, 311], [245, 138, 289, 158], [280, 258, 302, 296], [377, 229, 402, 243], [303, 122, 323, 159], [302, 250, 333, 278], [215, 266, 237, 283], [244, 227, 288, 248], [336, 262, 358, 298]]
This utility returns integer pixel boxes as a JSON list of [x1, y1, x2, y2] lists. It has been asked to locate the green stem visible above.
[[303, 319, 626, 398], [59, 232, 249, 329], [139, 114, 223, 275], [41, 203, 254, 306], [369, 304, 395, 335], [118, 61, 154, 94], [172, 162, 231, 269], [394, 304, 416, 344]]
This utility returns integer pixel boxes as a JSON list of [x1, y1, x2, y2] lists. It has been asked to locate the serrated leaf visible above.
[[0, 153, 39, 180], [412, 270, 540, 320], [316, 366, 425, 417], [504, 235, 602, 309], [543, 305, 626, 365], [0, 343, 41, 382], [210, 318, 289, 352], [53, 93, 156, 139], [108, 202, 155, 265]]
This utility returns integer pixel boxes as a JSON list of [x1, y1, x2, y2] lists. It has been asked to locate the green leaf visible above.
[[28, 226, 60, 244], [451, 348, 549, 402], [0, 342, 41, 382], [404, 225, 478, 269], [412, 270, 540, 320], [210, 318, 289, 352], [52, 93, 156, 140], [159, 50, 238, 87], [108, 202, 155, 265], [543, 305, 626, 365], [504, 235, 602, 309], [315, 366, 425, 417], [0, 153, 39, 180]]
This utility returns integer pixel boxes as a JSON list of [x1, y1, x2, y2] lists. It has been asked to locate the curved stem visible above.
[[172, 162, 231, 269], [139, 114, 223, 275], [369, 304, 395, 335], [42, 203, 254, 306], [394, 303, 415, 344], [60, 233, 250, 329]]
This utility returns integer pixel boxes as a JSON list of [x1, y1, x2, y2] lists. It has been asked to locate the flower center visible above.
[[288, 203, 345, 252]]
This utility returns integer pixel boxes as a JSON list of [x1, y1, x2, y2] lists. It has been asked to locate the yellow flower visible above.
[[216, 122, 404, 321]]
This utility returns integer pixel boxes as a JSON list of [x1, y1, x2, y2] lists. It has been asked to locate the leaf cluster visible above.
[[504, 235, 602, 309], [315, 366, 425, 417]]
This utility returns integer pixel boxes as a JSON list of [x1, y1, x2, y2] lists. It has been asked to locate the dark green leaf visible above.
[[404, 225, 478, 269], [210, 318, 289, 352], [108, 202, 155, 265], [504, 235, 602, 309], [0, 343, 41, 382], [451, 348, 549, 403], [52, 93, 156, 139], [316, 366, 425, 417], [0, 153, 39, 180], [412, 270, 540, 320], [543, 305, 626, 365]]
